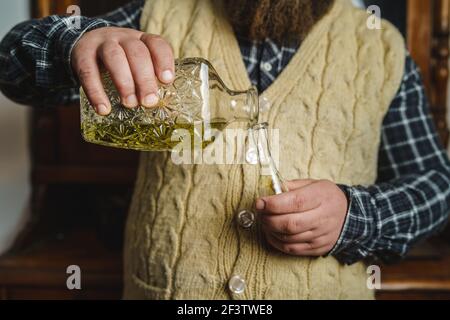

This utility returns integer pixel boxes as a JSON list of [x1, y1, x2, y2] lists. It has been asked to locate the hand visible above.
[[256, 179, 349, 257], [72, 27, 175, 115]]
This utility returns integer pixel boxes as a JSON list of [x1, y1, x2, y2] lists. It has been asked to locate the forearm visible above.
[[0, 0, 143, 107]]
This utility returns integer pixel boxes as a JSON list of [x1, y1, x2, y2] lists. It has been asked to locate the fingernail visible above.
[[161, 70, 174, 83], [124, 94, 139, 107], [143, 94, 159, 107], [256, 199, 266, 211], [96, 104, 109, 115]]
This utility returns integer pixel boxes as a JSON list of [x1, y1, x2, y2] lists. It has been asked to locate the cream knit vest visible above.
[[123, 0, 405, 300]]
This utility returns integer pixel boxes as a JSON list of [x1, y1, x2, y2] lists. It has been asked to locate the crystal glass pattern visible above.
[[80, 58, 259, 152]]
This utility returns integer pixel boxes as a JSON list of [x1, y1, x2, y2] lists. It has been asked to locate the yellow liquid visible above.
[[259, 175, 277, 197], [81, 120, 229, 152], [258, 175, 288, 197]]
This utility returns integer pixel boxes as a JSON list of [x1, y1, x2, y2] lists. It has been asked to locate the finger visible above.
[[293, 244, 335, 257], [121, 39, 159, 107], [293, 234, 335, 256], [265, 232, 333, 256], [269, 228, 327, 244], [260, 208, 320, 235], [76, 52, 111, 115], [285, 179, 316, 190], [141, 33, 175, 84], [265, 232, 314, 255], [258, 182, 323, 214], [99, 40, 137, 108]]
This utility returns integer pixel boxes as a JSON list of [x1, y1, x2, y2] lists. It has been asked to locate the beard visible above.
[[222, 0, 335, 44]]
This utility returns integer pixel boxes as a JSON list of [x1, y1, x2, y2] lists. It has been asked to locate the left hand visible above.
[[256, 179, 349, 257]]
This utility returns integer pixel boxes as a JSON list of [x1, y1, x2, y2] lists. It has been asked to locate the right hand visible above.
[[71, 27, 175, 115]]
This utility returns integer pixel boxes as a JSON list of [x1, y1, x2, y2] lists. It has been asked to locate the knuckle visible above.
[[77, 68, 94, 83], [137, 85, 158, 97], [102, 42, 122, 58], [75, 56, 91, 70], [140, 33, 150, 43], [107, 47, 123, 59], [298, 230, 312, 242], [282, 218, 298, 235], [116, 80, 134, 93], [129, 48, 147, 60], [138, 74, 158, 89], [148, 35, 173, 54], [148, 34, 164, 42], [281, 243, 296, 255], [127, 44, 148, 60], [291, 193, 304, 211], [307, 229, 316, 238], [87, 87, 104, 99]]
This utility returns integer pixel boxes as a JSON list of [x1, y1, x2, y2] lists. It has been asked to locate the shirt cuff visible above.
[[57, 17, 116, 87], [329, 185, 376, 265]]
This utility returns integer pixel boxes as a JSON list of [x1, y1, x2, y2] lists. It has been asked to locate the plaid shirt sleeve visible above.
[[331, 53, 450, 265], [0, 0, 144, 106]]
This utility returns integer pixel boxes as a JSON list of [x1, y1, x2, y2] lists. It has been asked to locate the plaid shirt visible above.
[[0, 0, 449, 265]]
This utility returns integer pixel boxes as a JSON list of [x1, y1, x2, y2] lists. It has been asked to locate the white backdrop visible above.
[[0, 0, 31, 255]]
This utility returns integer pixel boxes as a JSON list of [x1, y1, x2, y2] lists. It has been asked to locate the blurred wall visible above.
[[0, 0, 31, 254]]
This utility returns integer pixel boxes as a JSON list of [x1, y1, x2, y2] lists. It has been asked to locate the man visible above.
[[0, 0, 449, 300]]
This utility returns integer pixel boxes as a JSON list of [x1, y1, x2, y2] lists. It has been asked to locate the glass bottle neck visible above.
[[210, 85, 259, 127]]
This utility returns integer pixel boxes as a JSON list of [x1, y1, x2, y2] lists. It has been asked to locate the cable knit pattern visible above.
[[123, 0, 405, 300]]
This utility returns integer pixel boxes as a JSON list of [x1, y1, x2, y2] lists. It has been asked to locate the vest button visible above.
[[236, 210, 255, 229], [228, 275, 246, 295]]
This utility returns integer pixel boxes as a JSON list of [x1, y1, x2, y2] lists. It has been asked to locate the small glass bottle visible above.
[[252, 122, 289, 197], [80, 58, 259, 152]]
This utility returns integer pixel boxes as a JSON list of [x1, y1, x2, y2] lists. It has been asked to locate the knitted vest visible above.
[[123, 0, 405, 300]]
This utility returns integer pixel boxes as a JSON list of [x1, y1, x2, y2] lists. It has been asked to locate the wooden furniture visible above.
[[407, 0, 450, 146], [0, 0, 450, 300], [375, 0, 450, 300]]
